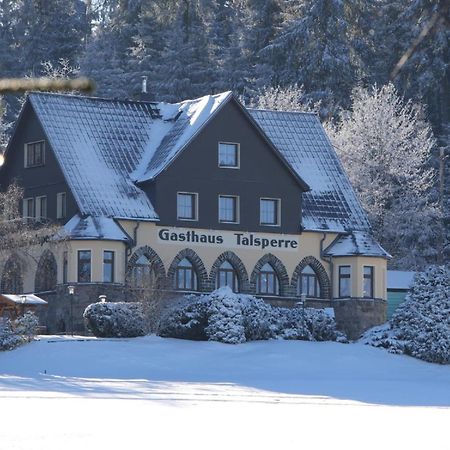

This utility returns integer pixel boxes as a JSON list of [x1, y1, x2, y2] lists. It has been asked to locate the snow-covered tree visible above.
[[0, 183, 58, 253], [328, 84, 441, 269], [249, 84, 320, 113], [0, 98, 9, 154], [363, 265, 450, 364]]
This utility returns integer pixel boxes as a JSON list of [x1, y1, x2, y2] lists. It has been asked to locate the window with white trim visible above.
[[338, 266, 351, 298], [217, 261, 239, 292], [260, 198, 280, 226], [363, 266, 374, 298], [35, 195, 47, 221], [175, 258, 197, 291], [218, 142, 239, 168], [218, 195, 239, 223], [298, 265, 320, 298], [56, 192, 67, 219], [24, 141, 45, 168], [257, 263, 279, 295], [177, 192, 198, 220], [22, 197, 35, 221]]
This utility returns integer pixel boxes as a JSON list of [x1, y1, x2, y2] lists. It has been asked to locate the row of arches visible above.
[[0, 246, 331, 299], [127, 247, 331, 299], [0, 250, 57, 294]]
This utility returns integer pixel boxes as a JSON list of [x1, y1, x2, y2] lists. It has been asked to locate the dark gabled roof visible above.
[[323, 231, 391, 258], [249, 109, 372, 233], [28, 92, 159, 220], [7, 91, 372, 235], [133, 92, 233, 182]]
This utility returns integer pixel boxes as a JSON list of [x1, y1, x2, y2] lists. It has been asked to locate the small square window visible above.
[[177, 192, 198, 221], [260, 198, 280, 226], [218, 195, 239, 223], [24, 141, 45, 168], [218, 142, 239, 168]]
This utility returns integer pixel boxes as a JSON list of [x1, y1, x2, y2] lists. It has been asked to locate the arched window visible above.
[[130, 254, 157, 289], [1, 257, 23, 294], [257, 263, 279, 295], [35, 251, 57, 292], [298, 265, 320, 298], [217, 261, 239, 292], [175, 258, 197, 291]]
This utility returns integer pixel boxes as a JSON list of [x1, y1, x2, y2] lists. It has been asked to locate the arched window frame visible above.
[[216, 260, 239, 292], [175, 258, 197, 291], [257, 263, 279, 295]]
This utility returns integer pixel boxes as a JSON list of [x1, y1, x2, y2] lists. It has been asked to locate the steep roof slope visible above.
[[133, 91, 232, 182], [29, 93, 159, 220], [249, 109, 371, 233]]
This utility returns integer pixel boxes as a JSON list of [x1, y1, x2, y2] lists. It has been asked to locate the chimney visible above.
[[140, 76, 153, 102]]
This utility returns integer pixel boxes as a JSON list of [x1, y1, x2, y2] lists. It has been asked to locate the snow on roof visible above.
[[249, 109, 371, 233], [29, 93, 160, 220], [134, 91, 232, 182], [323, 231, 391, 258], [1, 294, 47, 305], [62, 214, 131, 242], [387, 271, 416, 290], [28, 92, 372, 235]]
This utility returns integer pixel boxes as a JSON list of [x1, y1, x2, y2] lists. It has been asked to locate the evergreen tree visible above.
[[260, 0, 359, 118]]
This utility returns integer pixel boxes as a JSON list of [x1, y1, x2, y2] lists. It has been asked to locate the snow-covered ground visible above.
[[1, 336, 449, 449]]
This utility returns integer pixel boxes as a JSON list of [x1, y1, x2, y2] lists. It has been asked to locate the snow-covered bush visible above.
[[158, 287, 346, 344], [158, 296, 209, 341], [362, 266, 450, 364], [14, 311, 39, 338], [84, 302, 147, 338], [0, 312, 39, 351]]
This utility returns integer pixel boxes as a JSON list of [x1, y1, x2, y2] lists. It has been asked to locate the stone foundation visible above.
[[333, 298, 387, 340], [39, 283, 129, 334]]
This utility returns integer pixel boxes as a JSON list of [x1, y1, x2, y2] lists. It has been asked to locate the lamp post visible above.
[[301, 293, 306, 339], [68, 285, 74, 336]]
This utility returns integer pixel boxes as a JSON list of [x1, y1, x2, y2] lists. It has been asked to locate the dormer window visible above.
[[24, 141, 45, 168], [218, 142, 239, 168]]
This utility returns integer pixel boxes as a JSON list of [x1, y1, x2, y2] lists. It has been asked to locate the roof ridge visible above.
[[28, 91, 160, 106], [248, 107, 317, 116]]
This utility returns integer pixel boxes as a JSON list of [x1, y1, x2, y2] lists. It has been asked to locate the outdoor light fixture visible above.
[[99, 295, 107, 303], [68, 285, 75, 336], [20, 295, 26, 303]]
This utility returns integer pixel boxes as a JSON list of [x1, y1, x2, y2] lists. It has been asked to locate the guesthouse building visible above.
[[0, 91, 390, 336]]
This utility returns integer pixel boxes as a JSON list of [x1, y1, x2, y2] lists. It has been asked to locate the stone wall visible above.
[[40, 283, 128, 334], [333, 298, 387, 340]]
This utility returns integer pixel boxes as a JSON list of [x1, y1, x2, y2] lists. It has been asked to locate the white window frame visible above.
[[218, 194, 239, 224], [177, 192, 198, 221], [35, 195, 47, 221], [259, 197, 281, 226], [56, 192, 67, 219], [218, 142, 240, 169], [24, 140, 45, 168], [22, 197, 35, 221]]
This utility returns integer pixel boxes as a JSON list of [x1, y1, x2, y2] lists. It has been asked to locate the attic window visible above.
[[218, 142, 239, 168], [24, 141, 45, 168]]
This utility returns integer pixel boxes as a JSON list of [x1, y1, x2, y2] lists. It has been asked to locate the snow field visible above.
[[1, 335, 449, 450]]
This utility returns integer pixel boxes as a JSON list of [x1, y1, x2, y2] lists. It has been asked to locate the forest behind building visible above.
[[0, 0, 449, 269]]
